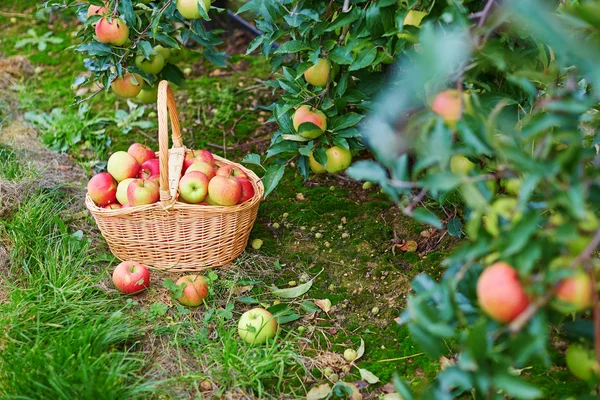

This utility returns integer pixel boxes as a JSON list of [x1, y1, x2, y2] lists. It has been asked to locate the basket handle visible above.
[[157, 80, 184, 206]]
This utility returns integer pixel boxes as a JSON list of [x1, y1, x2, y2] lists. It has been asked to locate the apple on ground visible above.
[[178, 171, 209, 203], [135, 53, 165, 75], [304, 59, 331, 87], [111, 73, 143, 98], [127, 178, 160, 206], [208, 175, 242, 206], [186, 161, 216, 180], [476, 262, 529, 323], [216, 164, 247, 179], [139, 158, 160, 179], [237, 308, 278, 344], [87, 172, 118, 206], [553, 271, 592, 313], [292, 105, 327, 139], [95, 17, 129, 46], [127, 143, 155, 165], [176, 0, 211, 19], [183, 149, 215, 173], [116, 177, 135, 205], [87, 4, 108, 18], [107, 151, 140, 182], [237, 177, 255, 203], [324, 146, 352, 173], [432, 89, 463, 125], [176, 275, 209, 306], [112, 261, 150, 294]]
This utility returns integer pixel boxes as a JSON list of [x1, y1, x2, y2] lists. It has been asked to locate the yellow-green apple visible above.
[[139, 159, 160, 179], [127, 178, 160, 206], [176, 0, 211, 19], [502, 178, 522, 195], [432, 89, 462, 125], [112, 260, 150, 294], [205, 194, 218, 205], [566, 344, 600, 381], [309, 152, 326, 174], [169, 47, 184, 63], [135, 53, 165, 75], [304, 59, 331, 87], [127, 143, 155, 166], [579, 210, 599, 232], [116, 177, 135, 205], [87, 172, 117, 206], [324, 146, 352, 173], [292, 105, 327, 139], [216, 164, 248, 179], [237, 308, 278, 344], [183, 149, 214, 172], [553, 271, 592, 313], [95, 17, 129, 46], [147, 175, 160, 187], [87, 4, 108, 18], [136, 86, 158, 104], [476, 262, 529, 323], [450, 155, 475, 176], [208, 175, 242, 206], [154, 45, 171, 61], [103, 203, 122, 209], [237, 177, 255, 203], [176, 275, 209, 306], [186, 161, 215, 180], [178, 171, 209, 203], [111, 73, 143, 98], [107, 151, 140, 182]]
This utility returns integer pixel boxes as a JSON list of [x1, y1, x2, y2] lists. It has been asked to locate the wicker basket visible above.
[[85, 80, 264, 271]]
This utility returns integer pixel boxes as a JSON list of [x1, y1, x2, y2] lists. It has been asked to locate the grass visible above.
[[0, 147, 38, 181]]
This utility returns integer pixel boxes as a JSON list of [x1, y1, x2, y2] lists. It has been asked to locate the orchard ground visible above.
[[0, 1, 586, 398]]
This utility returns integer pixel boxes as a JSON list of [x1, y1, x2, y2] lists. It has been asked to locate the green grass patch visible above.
[[0, 147, 38, 181]]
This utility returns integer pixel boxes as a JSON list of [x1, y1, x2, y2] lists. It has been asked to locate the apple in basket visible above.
[[112, 261, 150, 294], [139, 158, 160, 179], [237, 177, 255, 203], [186, 160, 216, 180], [176, 275, 209, 306], [216, 164, 247, 179], [127, 178, 160, 206], [107, 151, 140, 182], [104, 203, 122, 210], [127, 143, 155, 165], [116, 178, 135, 205], [178, 171, 209, 203], [208, 175, 242, 206], [183, 149, 214, 173], [87, 172, 118, 206]]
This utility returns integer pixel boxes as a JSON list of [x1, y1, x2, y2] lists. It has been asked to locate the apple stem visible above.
[[113, 0, 119, 16]]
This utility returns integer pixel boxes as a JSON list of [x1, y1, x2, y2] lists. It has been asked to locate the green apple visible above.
[[154, 45, 171, 61], [304, 59, 331, 87], [169, 47, 184, 63], [136, 86, 158, 104], [450, 155, 475, 176], [237, 308, 278, 344], [135, 53, 165, 75], [566, 344, 600, 381], [502, 178, 522, 195], [324, 146, 352, 174], [176, 0, 211, 19], [309, 151, 326, 174]]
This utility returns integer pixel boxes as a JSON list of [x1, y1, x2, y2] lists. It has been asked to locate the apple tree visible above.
[[345, 0, 600, 397]]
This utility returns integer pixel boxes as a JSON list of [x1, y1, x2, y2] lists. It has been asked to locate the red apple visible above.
[[107, 151, 140, 182], [476, 262, 529, 323], [554, 271, 593, 313], [148, 175, 160, 187], [127, 143, 155, 165], [116, 178, 135, 205], [186, 161, 216, 180], [176, 275, 209, 306], [87, 4, 108, 18], [127, 178, 160, 206], [112, 261, 150, 294], [183, 149, 214, 173], [87, 172, 117, 206], [432, 89, 462, 124], [216, 164, 248, 179], [139, 159, 160, 179], [95, 17, 129, 46], [208, 175, 242, 206], [205, 194, 218, 205], [178, 171, 209, 204], [111, 73, 143, 98], [292, 105, 327, 139], [103, 203, 122, 209], [237, 177, 255, 203]]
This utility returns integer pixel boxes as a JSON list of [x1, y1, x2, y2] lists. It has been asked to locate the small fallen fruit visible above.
[[323, 367, 334, 377], [372, 306, 380, 315], [362, 181, 373, 190], [251, 239, 263, 250], [272, 222, 280, 229], [344, 348, 358, 362], [315, 232, 323, 239], [297, 326, 306, 334], [282, 212, 289, 218], [288, 281, 297, 287], [342, 365, 351, 373]]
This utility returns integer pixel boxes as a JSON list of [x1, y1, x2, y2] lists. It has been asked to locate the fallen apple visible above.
[[112, 260, 150, 294], [176, 275, 209, 306], [237, 307, 278, 344]]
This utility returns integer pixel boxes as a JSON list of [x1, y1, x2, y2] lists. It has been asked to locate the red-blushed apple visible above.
[[127, 143, 155, 166], [553, 271, 593, 313], [107, 151, 140, 182], [205, 194, 218, 205], [324, 146, 352, 173], [186, 161, 216, 180], [304, 59, 331, 87], [216, 164, 248, 179], [148, 175, 160, 187], [87, 4, 108, 18], [139, 158, 160, 179], [127, 178, 160, 206], [237, 177, 255, 203], [476, 262, 529, 323], [87, 172, 118, 206], [112, 261, 150, 294], [292, 105, 327, 139], [208, 175, 242, 206], [178, 171, 209, 204], [176, 275, 209, 306], [432, 89, 462, 125], [121, 203, 131, 208], [103, 203, 122, 209], [116, 177, 135, 205], [111, 73, 143, 98], [135, 53, 165, 75], [237, 308, 278, 344], [95, 17, 129, 46], [176, 0, 211, 19], [183, 149, 214, 172]]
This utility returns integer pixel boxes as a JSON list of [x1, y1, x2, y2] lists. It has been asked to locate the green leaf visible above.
[[358, 368, 380, 384], [275, 40, 310, 54], [236, 296, 259, 304], [447, 217, 462, 238], [301, 300, 321, 313], [330, 113, 364, 131], [241, 153, 262, 167], [326, 8, 360, 32], [492, 373, 542, 399], [347, 160, 388, 183], [271, 280, 312, 298], [408, 323, 444, 358], [350, 45, 378, 71], [281, 134, 312, 142], [412, 208, 443, 229], [262, 164, 285, 198]]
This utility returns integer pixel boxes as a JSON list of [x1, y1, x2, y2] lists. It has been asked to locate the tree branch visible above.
[[403, 189, 427, 216], [571, 228, 600, 267], [477, 0, 496, 28]]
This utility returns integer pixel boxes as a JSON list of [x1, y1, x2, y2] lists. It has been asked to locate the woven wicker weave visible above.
[[85, 80, 264, 271]]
